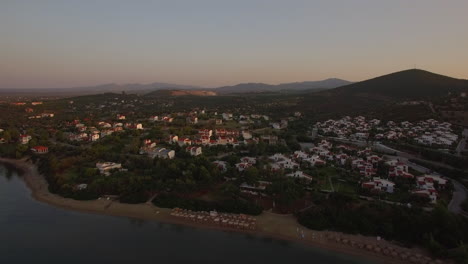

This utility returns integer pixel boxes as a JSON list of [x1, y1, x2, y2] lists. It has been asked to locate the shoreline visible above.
[[0, 157, 444, 264]]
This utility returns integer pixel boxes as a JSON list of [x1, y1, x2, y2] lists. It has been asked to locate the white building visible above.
[[186, 146, 202, 156], [96, 162, 122, 176]]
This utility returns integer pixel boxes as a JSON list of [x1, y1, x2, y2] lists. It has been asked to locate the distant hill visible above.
[[0, 82, 202, 96], [0, 79, 351, 96], [214, 78, 352, 94], [145, 89, 217, 97], [69, 82, 202, 94], [332, 69, 468, 99]]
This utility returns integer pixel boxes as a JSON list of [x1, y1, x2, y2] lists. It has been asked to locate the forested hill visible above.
[[331, 69, 468, 99]]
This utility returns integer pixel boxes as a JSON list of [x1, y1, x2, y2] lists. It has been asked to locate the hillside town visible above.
[[1, 97, 463, 209], [316, 116, 459, 147]]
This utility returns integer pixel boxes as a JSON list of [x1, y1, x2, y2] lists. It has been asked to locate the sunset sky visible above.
[[1, 0, 467, 89]]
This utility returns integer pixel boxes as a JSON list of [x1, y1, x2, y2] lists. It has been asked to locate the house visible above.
[[69, 133, 88, 141], [240, 181, 271, 195], [213, 160, 228, 172], [388, 161, 413, 178], [76, 183, 88, 190], [242, 131, 252, 140], [168, 135, 179, 144], [96, 162, 122, 176], [352, 159, 376, 177], [235, 162, 253, 172], [412, 189, 438, 203], [215, 129, 233, 136], [31, 101, 43, 106], [178, 138, 192, 146], [140, 139, 157, 154], [367, 155, 382, 164], [19, 135, 32, 145], [31, 146, 49, 154], [271, 123, 282, 130], [91, 134, 100, 141], [335, 153, 349, 166], [286, 171, 313, 181], [117, 114, 126, 120], [25, 108, 34, 113], [149, 116, 159, 122], [269, 153, 287, 162], [186, 146, 202, 156], [215, 136, 235, 145], [240, 157, 256, 164], [222, 113, 233, 120], [362, 178, 395, 193], [41, 113, 54, 118], [198, 129, 213, 137], [417, 175, 447, 189], [275, 159, 299, 170], [197, 136, 210, 145], [215, 119, 223, 125], [304, 155, 326, 167], [318, 140, 332, 149], [261, 135, 278, 145], [162, 116, 174, 123], [186, 116, 198, 124], [293, 150, 310, 160], [100, 130, 114, 138], [150, 148, 175, 159], [99, 122, 112, 128]]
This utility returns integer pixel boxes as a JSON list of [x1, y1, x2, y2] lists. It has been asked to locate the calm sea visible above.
[[0, 164, 375, 264]]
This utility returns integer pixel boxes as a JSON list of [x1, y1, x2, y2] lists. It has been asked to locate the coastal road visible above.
[[456, 128, 468, 156], [449, 180, 468, 214]]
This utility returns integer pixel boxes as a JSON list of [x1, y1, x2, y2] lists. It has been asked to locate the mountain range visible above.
[[1, 69, 467, 99], [214, 78, 352, 94], [0, 79, 352, 96]]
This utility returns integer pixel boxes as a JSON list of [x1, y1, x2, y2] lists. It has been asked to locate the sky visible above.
[[1, 0, 468, 89]]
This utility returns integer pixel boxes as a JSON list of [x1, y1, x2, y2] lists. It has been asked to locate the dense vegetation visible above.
[[153, 193, 263, 215], [297, 193, 468, 262]]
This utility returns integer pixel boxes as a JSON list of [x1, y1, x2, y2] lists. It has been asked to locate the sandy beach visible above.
[[0, 157, 446, 264]]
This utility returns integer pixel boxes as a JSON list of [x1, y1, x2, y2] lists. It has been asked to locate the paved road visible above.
[[449, 180, 468, 214], [428, 103, 436, 114], [456, 128, 468, 156]]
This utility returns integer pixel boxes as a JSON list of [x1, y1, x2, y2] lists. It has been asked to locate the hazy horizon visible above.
[[2, 0, 468, 89]]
